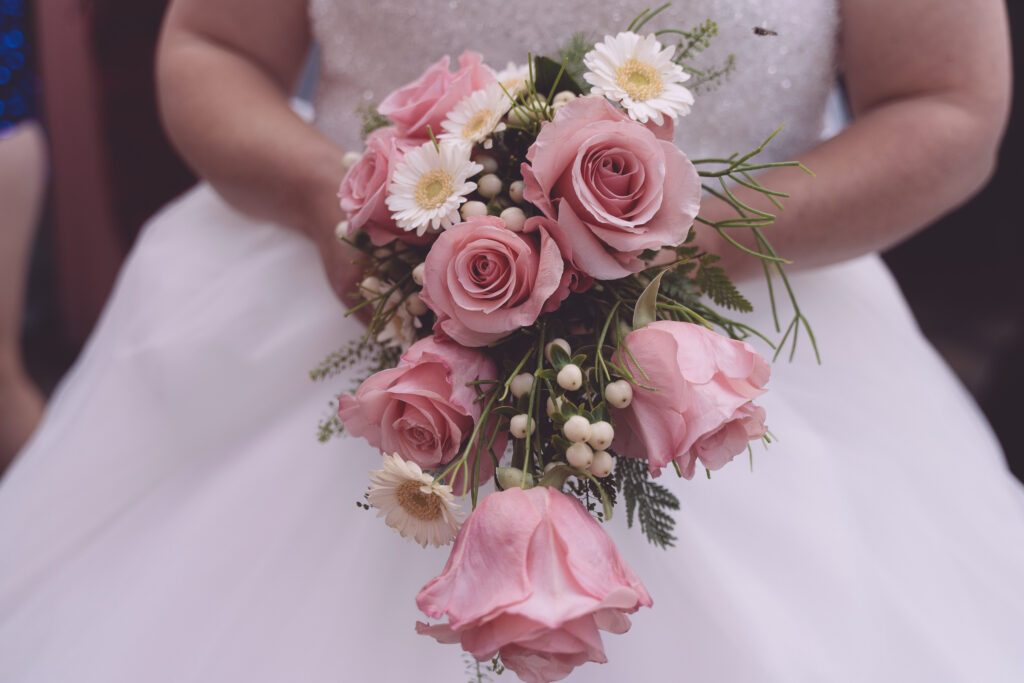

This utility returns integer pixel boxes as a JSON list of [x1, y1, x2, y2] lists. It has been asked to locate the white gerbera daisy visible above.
[[386, 141, 483, 235], [440, 83, 511, 148], [583, 31, 695, 125], [367, 453, 463, 547], [495, 61, 530, 97]]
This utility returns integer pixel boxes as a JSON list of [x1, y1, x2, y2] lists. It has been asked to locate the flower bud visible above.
[[461, 200, 489, 219], [500, 206, 526, 232], [590, 450, 614, 478], [566, 442, 594, 469], [477, 174, 503, 199], [510, 414, 534, 439], [563, 415, 592, 443], [405, 292, 428, 316], [587, 421, 614, 450], [510, 373, 535, 399], [604, 380, 634, 408], [545, 338, 571, 363], [359, 276, 383, 297], [412, 263, 426, 286], [508, 180, 525, 204], [334, 220, 350, 241], [557, 364, 583, 391]]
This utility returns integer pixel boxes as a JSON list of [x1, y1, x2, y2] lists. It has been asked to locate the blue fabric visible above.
[[0, 0, 34, 134]]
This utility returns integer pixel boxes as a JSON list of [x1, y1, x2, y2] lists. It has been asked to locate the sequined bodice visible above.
[[309, 0, 839, 161]]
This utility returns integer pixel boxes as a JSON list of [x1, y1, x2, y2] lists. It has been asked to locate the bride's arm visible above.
[[704, 0, 1012, 277], [157, 0, 359, 301]]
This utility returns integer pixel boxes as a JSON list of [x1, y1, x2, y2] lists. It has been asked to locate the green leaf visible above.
[[696, 259, 754, 313], [616, 457, 680, 548], [532, 56, 584, 97], [548, 343, 571, 369], [633, 270, 668, 329]]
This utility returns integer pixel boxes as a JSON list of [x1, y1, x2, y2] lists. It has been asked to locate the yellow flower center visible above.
[[462, 109, 495, 141], [396, 480, 444, 521], [615, 58, 664, 101], [414, 169, 454, 210]]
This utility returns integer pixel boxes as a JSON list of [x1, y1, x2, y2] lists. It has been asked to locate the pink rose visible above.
[[417, 486, 652, 683], [611, 321, 770, 478], [524, 216, 594, 313], [420, 216, 565, 347], [378, 51, 494, 140], [521, 96, 701, 280], [337, 127, 431, 247], [337, 337, 504, 485]]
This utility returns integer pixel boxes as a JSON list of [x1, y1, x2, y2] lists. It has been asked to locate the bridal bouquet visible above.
[[317, 6, 814, 681]]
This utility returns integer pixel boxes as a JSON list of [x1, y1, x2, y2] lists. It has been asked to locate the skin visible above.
[[156, 0, 1013, 289]]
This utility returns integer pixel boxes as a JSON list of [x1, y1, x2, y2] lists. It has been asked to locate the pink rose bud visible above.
[[417, 486, 652, 683], [611, 321, 771, 478]]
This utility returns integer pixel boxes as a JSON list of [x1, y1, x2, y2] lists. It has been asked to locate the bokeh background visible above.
[[5, 1, 1022, 477]]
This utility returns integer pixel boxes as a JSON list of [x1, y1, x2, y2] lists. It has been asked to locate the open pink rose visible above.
[[417, 486, 652, 683], [420, 216, 564, 347], [521, 96, 701, 280], [524, 216, 594, 313], [337, 337, 504, 485], [611, 321, 770, 477], [378, 51, 494, 140], [337, 127, 431, 246]]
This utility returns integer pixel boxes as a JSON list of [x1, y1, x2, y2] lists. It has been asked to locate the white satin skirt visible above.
[[1, 185, 1022, 682]]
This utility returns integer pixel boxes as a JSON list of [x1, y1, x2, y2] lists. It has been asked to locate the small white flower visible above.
[[367, 453, 463, 548], [583, 31, 694, 125], [495, 61, 530, 97], [440, 83, 512, 149], [386, 141, 483, 235]]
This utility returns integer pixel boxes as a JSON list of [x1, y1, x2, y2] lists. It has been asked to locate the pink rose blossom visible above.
[[419, 216, 565, 347], [524, 216, 594, 313], [337, 337, 504, 489], [417, 486, 652, 683], [611, 321, 770, 477], [378, 51, 494, 140], [521, 96, 701, 280], [337, 127, 431, 247]]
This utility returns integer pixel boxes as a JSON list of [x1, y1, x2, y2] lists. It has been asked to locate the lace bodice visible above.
[[309, 0, 839, 161]]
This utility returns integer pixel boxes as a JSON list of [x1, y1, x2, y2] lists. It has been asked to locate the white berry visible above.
[[411, 263, 426, 286], [509, 180, 525, 204], [461, 200, 489, 219], [552, 91, 577, 109], [510, 414, 534, 439], [334, 220, 350, 241], [588, 421, 615, 450], [510, 373, 534, 399], [341, 151, 362, 169], [475, 154, 499, 174], [557, 364, 583, 391], [566, 442, 594, 469], [500, 207, 526, 232], [563, 415, 592, 443], [590, 450, 614, 478], [477, 174, 503, 199], [604, 380, 634, 408], [405, 293, 428, 316], [545, 338, 571, 363], [546, 396, 564, 418]]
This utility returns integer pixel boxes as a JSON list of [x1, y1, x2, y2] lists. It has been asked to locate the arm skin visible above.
[[701, 0, 1013, 279], [156, 0, 361, 304]]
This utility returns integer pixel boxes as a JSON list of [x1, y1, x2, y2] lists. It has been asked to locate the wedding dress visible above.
[[2, 1, 1023, 681]]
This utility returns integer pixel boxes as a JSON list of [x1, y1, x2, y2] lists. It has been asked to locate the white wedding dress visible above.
[[2, 1, 1023, 681]]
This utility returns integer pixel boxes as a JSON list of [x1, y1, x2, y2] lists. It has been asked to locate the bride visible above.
[[1, 0, 1021, 680]]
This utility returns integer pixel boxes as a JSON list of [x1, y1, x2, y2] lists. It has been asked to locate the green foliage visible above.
[[358, 104, 390, 139], [696, 255, 753, 312], [317, 413, 345, 443], [616, 457, 680, 549], [557, 32, 594, 86], [531, 56, 584, 98]]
